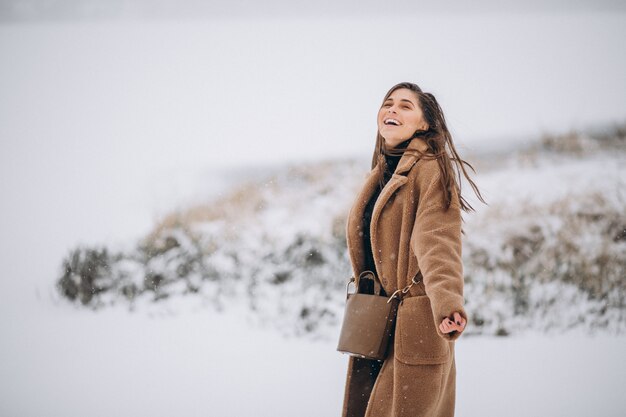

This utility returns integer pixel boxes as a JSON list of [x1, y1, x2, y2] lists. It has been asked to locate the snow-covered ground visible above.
[[1, 296, 624, 417]]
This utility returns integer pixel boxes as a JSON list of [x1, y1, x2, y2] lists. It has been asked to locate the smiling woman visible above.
[[341, 82, 487, 417]]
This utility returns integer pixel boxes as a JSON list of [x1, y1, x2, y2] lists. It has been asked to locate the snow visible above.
[[0, 297, 624, 416]]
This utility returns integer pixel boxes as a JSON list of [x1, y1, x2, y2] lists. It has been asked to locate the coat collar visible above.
[[388, 136, 430, 175], [346, 137, 431, 278]]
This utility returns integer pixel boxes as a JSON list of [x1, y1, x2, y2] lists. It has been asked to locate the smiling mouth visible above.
[[383, 118, 401, 126]]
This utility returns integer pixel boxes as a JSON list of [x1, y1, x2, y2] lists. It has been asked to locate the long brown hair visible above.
[[372, 82, 487, 213]]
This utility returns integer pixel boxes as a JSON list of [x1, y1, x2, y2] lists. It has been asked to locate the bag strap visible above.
[[345, 270, 381, 299], [358, 270, 381, 295], [386, 271, 422, 304], [345, 270, 422, 302]]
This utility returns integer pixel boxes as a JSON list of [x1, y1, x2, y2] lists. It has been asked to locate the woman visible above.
[[341, 82, 486, 417]]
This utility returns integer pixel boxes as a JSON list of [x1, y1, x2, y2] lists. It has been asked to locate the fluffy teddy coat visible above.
[[341, 137, 468, 417]]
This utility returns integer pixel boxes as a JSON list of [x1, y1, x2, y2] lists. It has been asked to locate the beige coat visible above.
[[341, 137, 468, 417]]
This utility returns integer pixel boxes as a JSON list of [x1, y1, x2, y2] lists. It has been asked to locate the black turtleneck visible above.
[[361, 152, 403, 283]]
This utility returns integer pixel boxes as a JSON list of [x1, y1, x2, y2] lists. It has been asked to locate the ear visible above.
[[416, 122, 429, 132]]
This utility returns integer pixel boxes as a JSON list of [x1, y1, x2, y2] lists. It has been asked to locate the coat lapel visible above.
[[346, 137, 430, 278]]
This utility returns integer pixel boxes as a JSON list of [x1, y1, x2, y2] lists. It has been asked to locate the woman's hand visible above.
[[439, 312, 466, 336]]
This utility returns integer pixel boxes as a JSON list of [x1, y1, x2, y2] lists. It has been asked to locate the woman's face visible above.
[[377, 88, 428, 148]]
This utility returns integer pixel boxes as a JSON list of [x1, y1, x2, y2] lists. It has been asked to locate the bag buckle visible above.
[[387, 289, 402, 303], [386, 273, 422, 303]]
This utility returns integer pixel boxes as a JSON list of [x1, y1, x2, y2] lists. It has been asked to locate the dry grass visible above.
[[141, 179, 268, 247]]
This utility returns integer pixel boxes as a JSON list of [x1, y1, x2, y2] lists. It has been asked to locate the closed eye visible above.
[[382, 101, 414, 110]]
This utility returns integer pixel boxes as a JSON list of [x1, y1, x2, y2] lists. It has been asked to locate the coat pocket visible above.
[[394, 295, 451, 365]]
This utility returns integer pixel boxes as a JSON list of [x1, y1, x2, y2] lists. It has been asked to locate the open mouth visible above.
[[383, 118, 401, 126]]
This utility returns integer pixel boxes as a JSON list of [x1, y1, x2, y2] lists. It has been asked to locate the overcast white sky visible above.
[[2, 9, 624, 165]]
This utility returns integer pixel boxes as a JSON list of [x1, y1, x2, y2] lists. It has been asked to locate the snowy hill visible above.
[[54, 123, 626, 339]]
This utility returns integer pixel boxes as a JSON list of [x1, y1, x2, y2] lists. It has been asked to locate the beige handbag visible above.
[[337, 270, 422, 362]]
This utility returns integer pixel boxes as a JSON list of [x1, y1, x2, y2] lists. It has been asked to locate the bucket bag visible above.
[[337, 270, 422, 362]]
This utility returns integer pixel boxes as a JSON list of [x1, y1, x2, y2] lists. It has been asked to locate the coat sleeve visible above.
[[410, 162, 468, 341]]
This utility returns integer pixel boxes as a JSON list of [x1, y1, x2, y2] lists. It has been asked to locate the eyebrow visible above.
[[384, 98, 415, 106]]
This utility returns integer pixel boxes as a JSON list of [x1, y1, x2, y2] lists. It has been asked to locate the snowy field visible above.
[[1, 296, 624, 417]]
